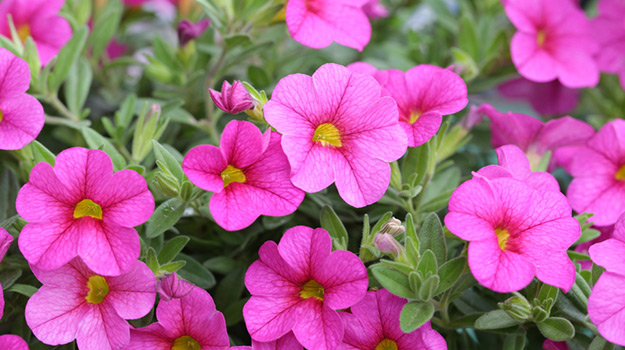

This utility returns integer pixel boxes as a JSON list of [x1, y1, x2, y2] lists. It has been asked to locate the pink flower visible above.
[[0, 228, 13, 319], [445, 175, 580, 293], [16, 147, 155, 276], [178, 19, 210, 46], [285, 0, 371, 51], [338, 289, 446, 350], [543, 340, 569, 350], [477, 104, 594, 171], [25, 258, 156, 350], [588, 214, 625, 346], [592, 0, 625, 90], [230, 333, 303, 350], [264, 63, 407, 207], [347, 62, 468, 147], [183, 120, 304, 231], [158, 272, 194, 301], [0, 335, 28, 349], [209, 81, 254, 114], [476, 144, 560, 192], [0, 48, 44, 150], [362, 0, 388, 20], [243, 226, 368, 350], [567, 120, 625, 226], [128, 286, 229, 350], [106, 39, 127, 60], [504, 0, 599, 88], [498, 78, 580, 117], [0, 0, 72, 66]]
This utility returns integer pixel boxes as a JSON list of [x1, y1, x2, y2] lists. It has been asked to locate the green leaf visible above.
[[31, 141, 56, 166], [436, 256, 466, 294], [204, 256, 238, 274], [7, 283, 38, 297], [0, 169, 19, 221], [158, 236, 190, 264], [419, 213, 447, 266], [146, 247, 159, 273], [48, 26, 88, 92], [418, 275, 439, 301], [371, 265, 417, 299], [177, 253, 216, 289], [589, 336, 615, 350], [402, 143, 430, 187], [474, 310, 519, 330], [247, 65, 271, 88], [80, 127, 126, 170], [64, 56, 92, 118], [153, 140, 184, 183], [320, 205, 348, 250], [503, 334, 526, 350], [417, 249, 438, 278], [23, 36, 41, 84], [536, 317, 575, 341], [145, 198, 187, 238], [591, 263, 605, 287], [159, 260, 186, 273], [400, 301, 435, 332], [88, 0, 122, 58]]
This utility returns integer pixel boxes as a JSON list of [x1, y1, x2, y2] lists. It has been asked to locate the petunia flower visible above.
[[264, 63, 407, 207], [243, 226, 368, 350], [16, 147, 155, 276], [0, 227, 13, 319], [347, 62, 468, 148], [567, 120, 625, 226], [0, 335, 29, 349], [339, 289, 446, 350], [25, 258, 156, 350], [445, 175, 580, 293], [588, 214, 625, 346], [158, 272, 194, 301], [591, 0, 625, 90], [543, 340, 569, 350], [0, 0, 72, 66], [476, 144, 560, 192], [128, 286, 230, 350], [504, 0, 599, 88], [183, 120, 304, 231], [477, 104, 594, 171], [285, 0, 371, 51], [178, 18, 210, 46], [0, 48, 44, 150], [498, 78, 580, 117], [230, 332, 303, 350], [209, 81, 254, 114]]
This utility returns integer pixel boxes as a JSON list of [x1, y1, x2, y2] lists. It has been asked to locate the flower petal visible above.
[[292, 300, 344, 350], [77, 220, 140, 276], [183, 144, 227, 193], [313, 250, 367, 310], [106, 261, 156, 319], [588, 272, 625, 346]]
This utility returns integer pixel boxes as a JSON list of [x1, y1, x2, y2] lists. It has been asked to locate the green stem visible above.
[[203, 46, 228, 144], [47, 95, 80, 123]]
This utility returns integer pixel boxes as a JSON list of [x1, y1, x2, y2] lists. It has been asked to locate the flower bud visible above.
[[209, 80, 254, 114], [177, 18, 210, 47], [374, 233, 403, 255], [500, 295, 532, 323], [379, 217, 405, 237], [363, 0, 389, 20], [158, 273, 194, 301]]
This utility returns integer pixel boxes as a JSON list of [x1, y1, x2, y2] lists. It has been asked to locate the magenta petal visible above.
[[106, 261, 156, 319], [220, 120, 263, 168], [252, 332, 303, 350], [511, 33, 558, 83], [96, 170, 154, 227], [292, 300, 343, 350], [159, 273, 194, 301], [588, 272, 625, 346], [479, 104, 542, 151], [313, 250, 367, 310], [76, 303, 130, 350], [396, 322, 447, 350], [18, 221, 79, 271], [0, 285, 3, 320], [246, 240, 304, 294], [243, 295, 300, 342], [16, 162, 75, 222], [0, 227, 13, 262], [401, 112, 442, 147], [589, 238, 625, 275], [346, 61, 379, 76], [333, 150, 391, 207], [0, 48, 30, 96], [278, 226, 331, 278], [210, 185, 263, 231], [0, 335, 29, 350], [404, 64, 468, 115], [264, 74, 321, 135], [285, 138, 339, 193], [77, 220, 140, 276], [0, 94, 44, 150], [183, 144, 227, 192], [128, 323, 173, 349], [53, 148, 113, 199]]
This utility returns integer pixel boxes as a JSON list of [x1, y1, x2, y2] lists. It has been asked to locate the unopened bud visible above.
[[177, 19, 210, 47], [500, 295, 531, 322], [209, 80, 254, 114], [380, 217, 405, 237], [158, 273, 194, 301], [374, 233, 403, 255]]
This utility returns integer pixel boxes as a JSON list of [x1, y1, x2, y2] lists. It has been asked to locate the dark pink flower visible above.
[[285, 0, 371, 51], [0, 0, 72, 66], [25, 259, 156, 350], [498, 78, 580, 116], [338, 289, 446, 350], [178, 19, 210, 46], [230, 333, 303, 350], [505, 0, 599, 88], [16, 148, 155, 276], [543, 340, 570, 350], [183, 120, 304, 231], [209, 81, 254, 114], [128, 286, 230, 350], [0, 335, 28, 349], [243, 226, 368, 350], [592, 0, 625, 90]]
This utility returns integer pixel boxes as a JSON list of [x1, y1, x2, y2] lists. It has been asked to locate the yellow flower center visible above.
[[409, 110, 422, 124], [312, 123, 342, 147], [86, 275, 109, 304], [495, 228, 510, 251], [74, 199, 103, 220], [536, 30, 547, 47], [615, 165, 625, 180], [375, 339, 398, 350], [17, 24, 30, 43], [171, 336, 201, 350], [221, 164, 246, 187], [300, 280, 324, 300], [0, 108, 3, 123]]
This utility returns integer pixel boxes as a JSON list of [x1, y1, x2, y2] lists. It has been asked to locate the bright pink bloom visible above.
[[588, 214, 625, 346], [265, 63, 407, 207], [285, 0, 371, 51], [209, 80, 254, 114], [106, 39, 127, 60], [363, 0, 388, 20], [592, 0, 625, 90], [348, 62, 468, 147], [476, 144, 559, 192], [183, 120, 304, 231], [16, 147, 154, 276], [338, 289, 446, 350], [243, 226, 368, 350], [158, 272, 194, 301], [498, 78, 580, 117], [0, 0, 72, 66], [445, 175, 580, 293], [543, 340, 569, 350], [505, 0, 599, 88], [230, 333, 303, 350], [0, 48, 44, 150], [567, 120, 625, 226], [0, 227, 13, 319], [128, 286, 229, 350], [0, 335, 28, 349], [25, 258, 156, 350], [477, 104, 594, 171]]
